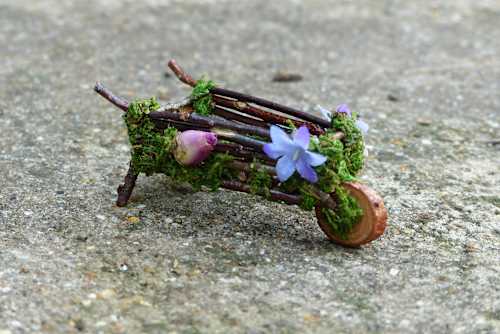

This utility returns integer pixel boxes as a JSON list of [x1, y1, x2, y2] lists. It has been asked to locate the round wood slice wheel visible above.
[[315, 182, 387, 247]]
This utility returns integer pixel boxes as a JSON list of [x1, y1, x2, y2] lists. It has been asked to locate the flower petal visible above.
[[336, 104, 351, 117], [263, 143, 285, 159], [305, 151, 327, 167], [317, 105, 332, 121], [173, 130, 217, 166], [276, 155, 296, 182], [270, 125, 293, 149], [355, 119, 369, 134], [296, 157, 318, 183], [292, 126, 310, 149]]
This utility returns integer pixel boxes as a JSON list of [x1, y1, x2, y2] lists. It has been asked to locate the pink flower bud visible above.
[[173, 130, 217, 166]]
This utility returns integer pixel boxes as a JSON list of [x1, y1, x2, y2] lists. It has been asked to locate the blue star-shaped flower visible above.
[[263, 125, 327, 183]]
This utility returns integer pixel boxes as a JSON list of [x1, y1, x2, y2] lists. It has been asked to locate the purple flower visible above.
[[317, 105, 332, 121], [355, 119, 369, 134], [263, 125, 327, 183], [173, 130, 217, 166], [336, 104, 352, 117], [335, 104, 369, 135]]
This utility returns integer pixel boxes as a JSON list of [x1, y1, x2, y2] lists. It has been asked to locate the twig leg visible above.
[[116, 164, 138, 207]]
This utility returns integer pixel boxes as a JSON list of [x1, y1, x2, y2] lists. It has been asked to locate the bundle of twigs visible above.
[[94, 60, 339, 210]]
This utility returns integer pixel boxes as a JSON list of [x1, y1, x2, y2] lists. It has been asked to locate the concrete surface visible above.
[[1, 0, 499, 333]]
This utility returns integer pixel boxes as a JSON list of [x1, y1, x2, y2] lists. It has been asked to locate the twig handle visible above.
[[94, 82, 129, 112]]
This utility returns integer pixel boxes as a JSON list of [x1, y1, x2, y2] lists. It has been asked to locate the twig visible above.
[[225, 161, 337, 211], [213, 106, 269, 128], [168, 59, 197, 86], [213, 129, 266, 150], [167, 59, 331, 128], [214, 143, 273, 164], [149, 110, 270, 138], [116, 164, 138, 206], [156, 96, 192, 112], [228, 160, 276, 175], [214, 95, 324, 135], [94, 82, 129, 112], [211, 87, 330, 128], [220, 180, 302, 206], [94, 83, 270, 140]]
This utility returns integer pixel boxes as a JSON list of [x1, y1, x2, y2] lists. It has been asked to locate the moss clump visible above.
[[191, 77, 216, 116], [125, 97, 236, 190], [162, 152, 235, 191], [124, 97, 171, 175], [330, 113, 365, 174], [316, 114, 365, 238], [248, 165, 272, 198], [321, 185, 363, 238]]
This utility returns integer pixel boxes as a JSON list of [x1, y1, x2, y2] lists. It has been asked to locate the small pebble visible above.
[[387, 94, 399, 102], [75, 235, 88, 242], [127, 216, 140, 224], [465, 242, 478, 253], [96, 289, 116, 300], [72, 319, 85, 331], [95, 321, 106, 328], [157, 86, 169, 100], [390, 268, 399, 276], [272, 71, 303, 82], [417, 118, 432, 126], [81, 299, 92, 307]]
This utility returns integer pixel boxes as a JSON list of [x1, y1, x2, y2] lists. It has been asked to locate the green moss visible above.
[[248, 165, 272, 198], [285, 119, 297, 130], [161, 152, 235, 191], [331, 113, 365, 174], [191, 77, 215, 116], [124, 97, 170, 175], [125, 97, 236, 190], [321, 186, 363, 238]]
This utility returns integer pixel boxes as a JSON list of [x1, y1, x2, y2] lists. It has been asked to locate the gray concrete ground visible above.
[[1, 0, 499, 333]]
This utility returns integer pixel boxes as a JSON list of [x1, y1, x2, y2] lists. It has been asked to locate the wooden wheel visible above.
[[315, 182, 387, 247]]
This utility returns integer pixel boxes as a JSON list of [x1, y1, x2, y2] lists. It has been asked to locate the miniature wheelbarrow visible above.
[[94, 60, 387, 247]]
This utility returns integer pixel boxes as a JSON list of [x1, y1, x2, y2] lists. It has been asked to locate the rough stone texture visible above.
[[1, 0, 499, 333]]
